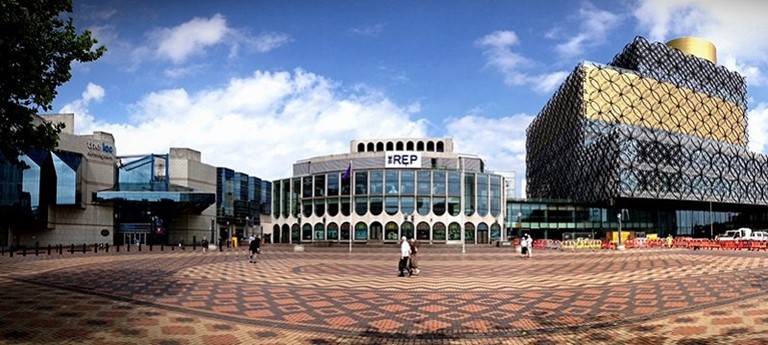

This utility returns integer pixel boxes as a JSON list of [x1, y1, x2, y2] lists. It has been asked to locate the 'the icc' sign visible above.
[[385, 151, 421, 168]]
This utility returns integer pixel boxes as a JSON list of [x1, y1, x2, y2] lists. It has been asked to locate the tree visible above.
[[0, 0, 106, 166]]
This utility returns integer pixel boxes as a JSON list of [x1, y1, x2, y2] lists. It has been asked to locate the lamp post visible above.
[[460, 156, 466, 254], [245, 216, 250, 239], [617, 213, 625, 251]]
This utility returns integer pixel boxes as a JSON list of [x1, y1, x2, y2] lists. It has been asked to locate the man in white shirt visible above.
[[398, 236, 412, 277]]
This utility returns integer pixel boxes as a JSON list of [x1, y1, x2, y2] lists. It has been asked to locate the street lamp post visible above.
[[460, 156, 466, 254], [617, 213, 625, 251], [245, 216, 250, 239]]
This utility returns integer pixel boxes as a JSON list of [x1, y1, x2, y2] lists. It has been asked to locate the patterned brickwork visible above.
[[0, 247, 767, 344]]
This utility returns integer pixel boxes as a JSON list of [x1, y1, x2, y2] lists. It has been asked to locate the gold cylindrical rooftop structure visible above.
[[666, 37, 717, 64]]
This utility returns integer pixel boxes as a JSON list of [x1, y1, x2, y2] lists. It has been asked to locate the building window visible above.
[[385, 196, 398, 215], [355, 222, 368, 240], [354, 171, 368, 195], [355, 197, 367, 216], [370, 196, 383, 215], [385, 221, 398, 240], [417, 196, 430, 215], [385, 170, 398, 194], [448, 222, 461, 240], [370, 171, 383, 195], [314, 223, 325, 240], [434, 222, 447, 241], [327, 222, 339, 240], [464, 173, 475, 216]]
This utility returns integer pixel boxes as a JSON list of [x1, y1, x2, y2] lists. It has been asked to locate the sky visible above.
[[53, 0, 768, 193]]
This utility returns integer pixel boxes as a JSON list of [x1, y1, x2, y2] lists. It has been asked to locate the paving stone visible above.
[[0, 246, 767, 343]]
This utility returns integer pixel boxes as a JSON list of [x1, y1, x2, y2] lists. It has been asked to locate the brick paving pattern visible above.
[[0, 245, 767, 344]]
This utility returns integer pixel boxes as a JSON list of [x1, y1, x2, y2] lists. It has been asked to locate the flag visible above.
[[342, 163, 352, 181]]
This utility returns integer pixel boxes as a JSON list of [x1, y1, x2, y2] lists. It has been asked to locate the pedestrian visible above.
[[249, 236, 261, 263], [201, 236, 209, 254], [523, 234, 533, 258], [408, 238, 420, 276], [398, 236, 412, 277]]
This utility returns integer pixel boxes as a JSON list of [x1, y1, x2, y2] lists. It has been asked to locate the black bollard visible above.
[[70, 244, 75, 254], [58, 244, 63, 255], [47, 244, 51, 256], [22, 247, 26, 256], [105, 244, 110, 253], [35, 242, 39, 256], [138, 243, 141, 252], [10, 245, 13, 257], [193, 236, 197, 250], [161, 244, 164, 251], [94, 243, 98, 253], [82, 243, 86, 254]]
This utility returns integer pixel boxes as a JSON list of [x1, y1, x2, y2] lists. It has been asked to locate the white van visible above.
[[718, 228, 753, 241]]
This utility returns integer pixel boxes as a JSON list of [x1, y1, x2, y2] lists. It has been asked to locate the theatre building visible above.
[[270, 138, 507, 244]]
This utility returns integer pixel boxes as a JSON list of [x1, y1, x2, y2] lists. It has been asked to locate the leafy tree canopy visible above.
[[0, 0, 106, 166]]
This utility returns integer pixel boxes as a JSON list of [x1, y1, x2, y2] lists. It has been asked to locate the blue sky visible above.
[[53, 0, 768, 192]]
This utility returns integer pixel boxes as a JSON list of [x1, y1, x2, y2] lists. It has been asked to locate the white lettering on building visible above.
[[385, 151, 421, 168]]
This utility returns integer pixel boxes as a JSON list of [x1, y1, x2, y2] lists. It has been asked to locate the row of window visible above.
[[274, 170, 503, 219], [275, 221, 503, 242]]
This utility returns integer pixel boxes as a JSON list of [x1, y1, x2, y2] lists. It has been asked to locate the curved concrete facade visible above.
[[271, 138, 507, 245]]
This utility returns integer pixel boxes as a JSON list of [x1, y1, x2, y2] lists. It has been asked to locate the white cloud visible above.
[[554, 2, 622, 58], [445, 113, 533, 179], [633, 0, 768, 84], [71, 69, 427, 180], [250, 32, 292, 53], [150, 14, 229, 64], [132, 15, 291, 68], [748, 102, 768, 153], [476, 30, 567, 93], [351, 24, 384, 37], [59, 82, 105, 133]]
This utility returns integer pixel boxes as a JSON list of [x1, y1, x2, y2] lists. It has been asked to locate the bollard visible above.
[[193, 236, 197, 250], [82, 243, 87, 254], [58, 244, 63, 255], [161, 244, 164, 251], [35, 242, 39, 256], [47, 244, 51, 256], [22, 247, 26, 256], [70, 244, 75, 254], [116, 244, 120, 253], [10, 245, 13, 257], [105, 244, 110, 253], [138, 243, 141, 252], [94, 243, 98, 253]]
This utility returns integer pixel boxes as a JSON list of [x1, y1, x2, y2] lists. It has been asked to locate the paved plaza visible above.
[[0, 244, 767, 344]]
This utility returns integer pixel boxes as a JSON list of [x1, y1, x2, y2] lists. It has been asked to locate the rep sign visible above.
[[385, 151, 421, 168]]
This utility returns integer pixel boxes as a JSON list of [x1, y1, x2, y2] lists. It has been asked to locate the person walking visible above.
[[249, 236, 261, 263], [523, 234, 533, 258], [201, 236, 209, 254], [408, 238, 420, 276], [398, 236, 412, 277]]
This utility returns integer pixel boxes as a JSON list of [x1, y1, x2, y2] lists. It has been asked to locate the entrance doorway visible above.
[[123, 232, 147, 245]]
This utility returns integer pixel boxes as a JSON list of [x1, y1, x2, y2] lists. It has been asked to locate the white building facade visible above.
[[271, 138, 507, 244]]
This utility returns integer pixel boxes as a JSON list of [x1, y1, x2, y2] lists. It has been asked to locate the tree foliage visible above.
[[0, 0, 106, 165]]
